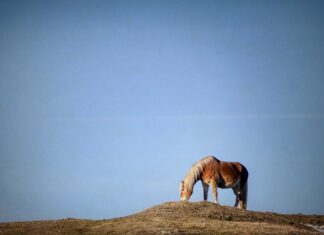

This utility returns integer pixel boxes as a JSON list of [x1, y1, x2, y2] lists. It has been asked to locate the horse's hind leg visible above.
[[232, 188, 239, 207], [235, 187, 244, 209], [202, 181, 209, 201]]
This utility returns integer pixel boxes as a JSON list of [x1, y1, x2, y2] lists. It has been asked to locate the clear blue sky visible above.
[[1, 0, 324, 222]]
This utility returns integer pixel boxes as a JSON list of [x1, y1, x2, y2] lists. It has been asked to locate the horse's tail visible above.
[[240, 166, 249, 209]]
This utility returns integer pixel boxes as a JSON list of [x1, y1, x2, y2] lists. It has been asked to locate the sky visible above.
[[1, 0, 324, 222]]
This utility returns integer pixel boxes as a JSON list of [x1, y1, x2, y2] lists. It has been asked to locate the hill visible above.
[[0, 202, 323, 234]]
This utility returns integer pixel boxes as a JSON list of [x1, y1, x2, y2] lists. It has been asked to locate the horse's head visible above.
[[179, 180, 192, 201]]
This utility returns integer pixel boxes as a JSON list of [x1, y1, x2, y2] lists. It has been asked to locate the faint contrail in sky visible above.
[[128, 114, 324, 120], [50, 114, 324, 121]]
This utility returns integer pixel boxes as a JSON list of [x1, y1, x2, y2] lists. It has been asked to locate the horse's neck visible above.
[[184, 167, 201, 191]]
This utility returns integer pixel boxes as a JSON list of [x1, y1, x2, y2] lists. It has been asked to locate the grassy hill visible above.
[[0, 201, 323, 234]]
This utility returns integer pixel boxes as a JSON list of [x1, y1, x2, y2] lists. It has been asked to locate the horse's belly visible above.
[[218, 183, 234, 189], [218, 178, 239, 188], [225, 182, 237, 188]]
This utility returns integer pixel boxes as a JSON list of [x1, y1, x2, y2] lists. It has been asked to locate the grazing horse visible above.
[[179, 156, 249, 209]]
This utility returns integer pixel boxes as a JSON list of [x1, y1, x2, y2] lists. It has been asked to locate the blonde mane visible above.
[[184, 156, 217, 191]]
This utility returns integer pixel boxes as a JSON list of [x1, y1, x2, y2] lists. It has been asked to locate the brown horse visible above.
[[180, 156, 249, 209]]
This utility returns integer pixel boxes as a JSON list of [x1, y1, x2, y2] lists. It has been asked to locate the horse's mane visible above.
[[184, 156, 218, 191]]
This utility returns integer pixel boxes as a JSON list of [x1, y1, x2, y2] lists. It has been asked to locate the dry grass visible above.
[[0, 201, 323, 234]]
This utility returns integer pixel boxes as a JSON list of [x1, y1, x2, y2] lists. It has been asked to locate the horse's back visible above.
[[220, 161, 247, 174], [232, 162, 248, 174]]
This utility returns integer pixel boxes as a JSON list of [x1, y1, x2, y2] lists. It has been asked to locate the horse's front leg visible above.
[[202, 181, 209, 201], [211, 180, 219, 205]]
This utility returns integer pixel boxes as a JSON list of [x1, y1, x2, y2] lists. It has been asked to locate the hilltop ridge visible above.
[[0, 201, 323, 234]]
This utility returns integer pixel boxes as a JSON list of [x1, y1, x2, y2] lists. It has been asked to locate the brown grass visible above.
[[0, 201, 323, 234]]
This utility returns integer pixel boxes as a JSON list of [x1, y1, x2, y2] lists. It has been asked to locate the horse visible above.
[[179, 156, 249, 209]]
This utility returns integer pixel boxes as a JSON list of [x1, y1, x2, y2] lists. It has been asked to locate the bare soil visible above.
[[0, 201, 323, 234]]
